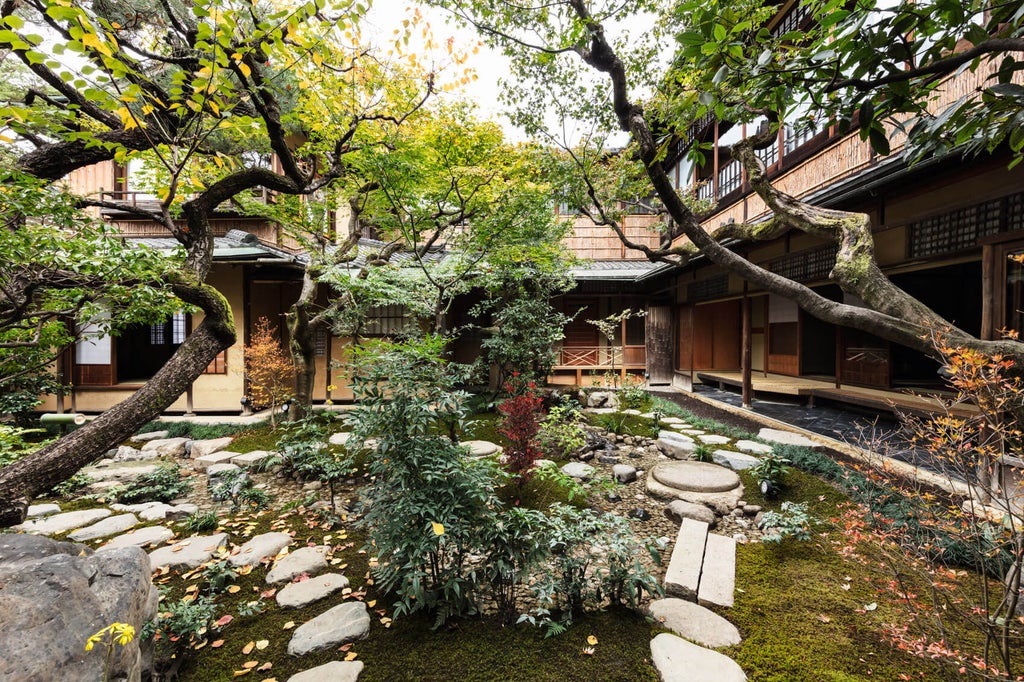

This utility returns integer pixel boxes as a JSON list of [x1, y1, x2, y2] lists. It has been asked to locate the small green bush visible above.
[[537, 400, 586, 459], [111, 464, 191, 504], [759, 501, 815, 542]]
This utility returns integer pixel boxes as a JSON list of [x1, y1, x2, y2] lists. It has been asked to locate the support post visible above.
[[741, 292, 753, 409], [185, 384, 195, 416]]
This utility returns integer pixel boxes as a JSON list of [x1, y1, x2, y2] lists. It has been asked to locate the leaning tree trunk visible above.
[[0, 297, 234, 526], [287, 269, 320, 421]]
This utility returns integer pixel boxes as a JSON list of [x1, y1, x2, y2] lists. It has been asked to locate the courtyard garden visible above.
[[4, 339, 1022, 681]]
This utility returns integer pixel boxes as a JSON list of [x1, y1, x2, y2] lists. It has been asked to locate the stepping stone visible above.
[[193, 451, 240, 471], [648, 598, 742, 648], [756, 428, 819, 448], [266, 546, 329, 584], [621, 409, 642, 415], [26, 503, 60, 518], [132, 430, 169, 442], [661, 417, 687, 425], [652, 461, 740, 493], [699, 533, 736, 609], [229, 531, 292, 567], [81, 461, 160, 483], [230, 451, 274, 468], [68, 513, 139, 541], [533, 459, 557, 470], [100, 525, 174, 549], [665, 500, 716, 527], [13, 508, 112, 535], [111, 445, 159, 461], [277, 573, 349, 608], [647, 462, 745, 514], [612, 464, 637, 483], [206, 462, 240, 476], [287, 601, 370, 656], [650, 633, 747, 682], [657, 431, 696, 459], [189, 437, 233, 459], [460, 440, 502, 457], [698, 434, 731, 445], [585, 407, 618, 414], [287, 661, 364, 682], [140, 437, 190, 457], [149, 532, 228, 569], [329, 432, 351, 446], [735, 440, 774, 455], [113, 501, 173, 520], [561, 462, 595, 480], [664, 518, 708, 601], [167, 503, 198, 519], [712, 450, 760, 471], [680, 429, 705, 436]]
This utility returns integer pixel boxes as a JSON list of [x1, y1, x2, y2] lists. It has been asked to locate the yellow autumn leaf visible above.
[[255, 640, 269, 650], [237, 61, 251, 78], [587, 635, 598, 646], [431, 522, 445, 536]]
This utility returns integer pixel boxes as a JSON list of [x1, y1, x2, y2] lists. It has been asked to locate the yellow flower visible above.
[[85, 622, 135, 652]]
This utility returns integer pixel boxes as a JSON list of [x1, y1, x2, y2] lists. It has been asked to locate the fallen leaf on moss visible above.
[[214, 615, 233, 627], [211, 640, 225, 648], [255, 640, 269, 650], [228, 585, 241, 594], [282, 621, 295, 630], [257, 662, 272, 672], [242, 641, 255, 655], [587, 635, 598, 645], [242, 661, 259, 669], [344, 652, 358, 661]]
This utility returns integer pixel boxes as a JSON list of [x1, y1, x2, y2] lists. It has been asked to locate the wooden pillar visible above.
[[55, 351, 65, 414], [185, 384, 195, 416], [741, 293, 752, 408], [326, 332, 333, 402], [834, 328, 842, 389], [981, 243, 994, 340]]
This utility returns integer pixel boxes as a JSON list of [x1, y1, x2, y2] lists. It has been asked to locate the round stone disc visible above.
[[651, 461, 741, 493]]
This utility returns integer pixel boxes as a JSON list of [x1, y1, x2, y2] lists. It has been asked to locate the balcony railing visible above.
[[554, 345, 647, 368]]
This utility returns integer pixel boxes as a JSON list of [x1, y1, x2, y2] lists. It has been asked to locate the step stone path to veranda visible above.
[[8, 411, 821, 681]]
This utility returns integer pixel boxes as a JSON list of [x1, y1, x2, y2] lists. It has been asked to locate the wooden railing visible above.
[[554, 345, 647, 368]]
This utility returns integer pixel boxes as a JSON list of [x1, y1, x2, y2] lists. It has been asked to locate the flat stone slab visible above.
[[650, 633, 747, 682], [287, 661, 364, 682], [229, 532, 292, 567], [149, 533, 228, 569], [206, 462, 240, 476], [734, 440, 774, 455], [652, 461, 741, 493], [712, 450, 760, 471], [621, 409, 642, 415], [697, 434, 731, 445], [189, 437, 233, 459], [699, 533, 736, 609], [132, 430, 169, 442], [140, 437, 190, 458], [561, 462, 595, 480], [584, 407, 618, 414], [648, 470, 744, 515], [277, 572, 350, 608], [657, 431, 697, 459], [664, 518, 708, 601], [111, 445, 159, 461], [230, 451, 274, 468], [461, 440, 502, 457], [756, 428, 820, 448], [665, 500, 716, 527], [649, 598, 741, 648], [14, 508, 112, 535], [267, 545, 329, 584], [328, 432, 351, 446], [287, 601, 370, 656], [68, 514, 139, 541], [100, 525, 174, 549], [81, 461, 160, 483], [26, 504, 60, 518], [680, 429, 705, 435], [192, 451, 240, 471], [661, 417, 687, 425]]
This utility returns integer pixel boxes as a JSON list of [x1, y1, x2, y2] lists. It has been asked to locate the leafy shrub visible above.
[[537, 400, 586, 459], [749, 451, 790, 497], [497, 377, 544, 490], [200, 558, 238, 595], [759, 501, 815, 542], [692, 444, 714, 463], [180, 511, 219, 534], [142, 594, 216, 646], [0, 425, 48, 468], [49, 471, 93, 498], [523, 504, 663, 634], [618, 384, 652, 410], [209, 469, 269, 510], [591, 412, 657, 439], [110, 464, 191, 504]]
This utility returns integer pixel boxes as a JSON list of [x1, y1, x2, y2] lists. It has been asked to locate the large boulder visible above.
[[0, 534, 158, 682]]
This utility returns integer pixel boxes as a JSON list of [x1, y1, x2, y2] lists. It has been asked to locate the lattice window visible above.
[[767, 244, 838, 282], [315, 326, 328, 357], [718, 159, 742, 197], [755, 140, 778, 167], [908, 198, 1003, 258], [695, 179, 715, 203], [687, 274, 729, 303], [363, 304, 413, 336], [773, 2, 810, 36], [1007, 192, 1024, 232]]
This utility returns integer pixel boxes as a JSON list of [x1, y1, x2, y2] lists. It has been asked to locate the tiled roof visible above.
[[571, 259, 671, 281]]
